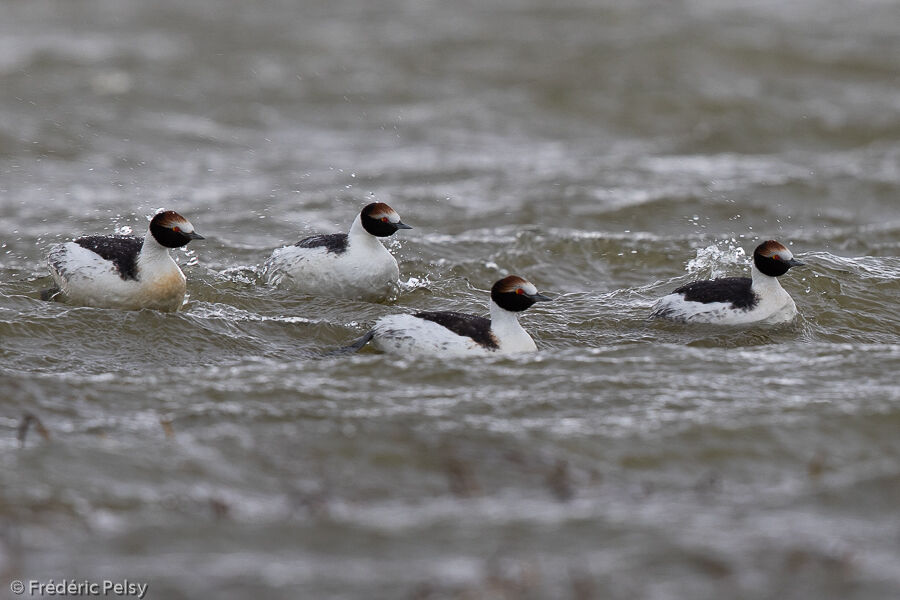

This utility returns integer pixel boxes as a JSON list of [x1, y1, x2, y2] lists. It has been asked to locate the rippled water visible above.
[[2, 1, 900, 599]]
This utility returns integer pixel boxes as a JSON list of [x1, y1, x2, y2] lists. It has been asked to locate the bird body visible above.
[[348, 275, 550, 356], [652, 240, 803, 324], [46, 210, 203, 311], [264, 203, 410, 301]]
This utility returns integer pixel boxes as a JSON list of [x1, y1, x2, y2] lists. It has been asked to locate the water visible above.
[[2, 0, 900, 598]]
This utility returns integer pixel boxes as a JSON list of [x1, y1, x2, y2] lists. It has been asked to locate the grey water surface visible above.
[[2, 1, 900, 599]]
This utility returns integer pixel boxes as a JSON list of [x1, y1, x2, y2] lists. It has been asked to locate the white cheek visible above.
[[780, 249, 794, 261], [522, 283, 538, 296], [388, 213, 401, 224], [179, 222, 195, 234]]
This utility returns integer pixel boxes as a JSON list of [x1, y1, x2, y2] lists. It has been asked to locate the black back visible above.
[[673, 277, 757, 309], [74, 235, 144, 281], [414, 311, 499, 350], [295, 233, 349, 254]]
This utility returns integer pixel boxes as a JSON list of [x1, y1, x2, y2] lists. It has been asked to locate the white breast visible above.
[[489, 307, 538, 353], [745, 283, 797, 324]]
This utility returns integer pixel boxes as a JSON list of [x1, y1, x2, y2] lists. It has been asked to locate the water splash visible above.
[[220, 265, 260, 285], [401, 275, 430, 291], [686, 240, 747, 279], [179, 246, 199, 266]]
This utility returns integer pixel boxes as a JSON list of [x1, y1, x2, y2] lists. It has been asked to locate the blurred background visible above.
[[1, 1, 899, 598]]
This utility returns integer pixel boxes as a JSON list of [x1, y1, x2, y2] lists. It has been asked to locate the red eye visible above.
[[173, 226, 181, 233], [773, 254, 780, 260], [381, 217, 389, 223], [516, 288, 524, 295]]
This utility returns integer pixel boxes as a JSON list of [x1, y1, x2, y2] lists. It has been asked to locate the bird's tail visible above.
[[324, 330, 375, 356]]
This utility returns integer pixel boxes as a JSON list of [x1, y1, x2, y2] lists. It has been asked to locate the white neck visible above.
[[140, 229, 174, 265], [750, 263, 785, 295], [348, 214, 387, 250], [489, 300, 536, 352]]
